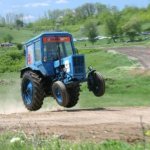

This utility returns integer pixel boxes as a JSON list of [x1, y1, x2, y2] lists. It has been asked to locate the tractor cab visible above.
[[23, 32, 86, 82]]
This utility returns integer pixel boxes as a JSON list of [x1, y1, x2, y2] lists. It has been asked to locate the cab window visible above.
[[43, 36, 73, 61], [34, 40, 41, 61]]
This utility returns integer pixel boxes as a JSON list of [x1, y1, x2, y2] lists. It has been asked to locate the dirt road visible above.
[[111, 46, 150, 68], [0, 107, 150, 142]]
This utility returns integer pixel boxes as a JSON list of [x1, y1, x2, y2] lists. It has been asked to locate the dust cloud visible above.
[[0, 78, 27, 114], [0, 81, 64, 114], [0, 100, 27, 114], [0, 78, 76, 114]]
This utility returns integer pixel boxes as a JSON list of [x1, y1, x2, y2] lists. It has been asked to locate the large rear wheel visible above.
[[21, 71, 44, 111]]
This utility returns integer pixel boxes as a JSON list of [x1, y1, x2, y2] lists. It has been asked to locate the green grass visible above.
[[0, 47, 24, 73], [0, 27, 36, 43], [142, 22, 150, 31], [79, 49, 150, 107], [0, 132, 149, 150], [0, 48, 150, 108]]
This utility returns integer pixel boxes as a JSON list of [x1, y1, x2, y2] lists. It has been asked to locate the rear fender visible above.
[[20, 67, 43, 78]]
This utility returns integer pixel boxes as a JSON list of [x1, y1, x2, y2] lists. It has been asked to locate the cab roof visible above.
[[25, 32, 72, 45]]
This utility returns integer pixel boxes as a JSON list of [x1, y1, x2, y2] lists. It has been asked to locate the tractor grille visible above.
[[73, 56, 85, 74]]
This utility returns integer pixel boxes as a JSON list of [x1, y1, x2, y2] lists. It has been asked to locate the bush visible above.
[[0, 50, 24, 73], [17, 43, 23, 50]]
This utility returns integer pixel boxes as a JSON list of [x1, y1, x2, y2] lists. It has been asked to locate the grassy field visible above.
[[0, 132, 149, 150], [79, 49, 150, 107], [0, 27, 36, 43], [0, 48, 150, 109]]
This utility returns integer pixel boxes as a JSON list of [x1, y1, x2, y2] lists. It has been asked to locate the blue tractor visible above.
[[21, 32, 105, 111]]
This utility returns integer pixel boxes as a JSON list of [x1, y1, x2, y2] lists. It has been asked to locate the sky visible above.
[[0, 0, 150, 22]]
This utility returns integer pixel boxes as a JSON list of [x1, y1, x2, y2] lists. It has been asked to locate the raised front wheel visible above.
[[88, 71, 105, 97], [52, 81, 69, 107]]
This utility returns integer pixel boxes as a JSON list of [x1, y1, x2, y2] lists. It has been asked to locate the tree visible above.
[[63, 9, 75, 25], [82, 3, 96, 17], [47, 9, 64, 25], [83, 22, 98, 44], [95, 3, 108, 15], [75, 7, 86, 20], [75, 3, 96, 22], [17, 43, 23, 50], [122, 18, 141, 41], [103, 11, 120, 43], [15, 19, 24, 29], [0, 16, 6, 27]]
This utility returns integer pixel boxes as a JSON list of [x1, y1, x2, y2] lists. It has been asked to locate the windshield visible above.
[[43, 36, 73, 61]]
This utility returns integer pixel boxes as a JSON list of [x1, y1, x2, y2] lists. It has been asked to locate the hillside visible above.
[[0, 27, 36, 43]]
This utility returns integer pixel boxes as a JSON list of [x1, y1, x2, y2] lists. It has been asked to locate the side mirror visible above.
[[75, 48, 79, 54]]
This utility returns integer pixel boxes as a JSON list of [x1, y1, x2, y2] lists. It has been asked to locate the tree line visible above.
[[32, 3, 150, 43], [0, 13, 24, 29], [1, 2, 150, 44]]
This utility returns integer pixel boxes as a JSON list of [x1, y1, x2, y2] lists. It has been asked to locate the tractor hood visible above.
[[54, 55, 86, 81]]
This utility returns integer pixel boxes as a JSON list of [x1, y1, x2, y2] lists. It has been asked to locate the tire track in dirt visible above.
[[110, 46, 150, 68]]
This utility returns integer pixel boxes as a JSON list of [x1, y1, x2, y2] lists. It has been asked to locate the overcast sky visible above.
[[0, 0, 150, 21]]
